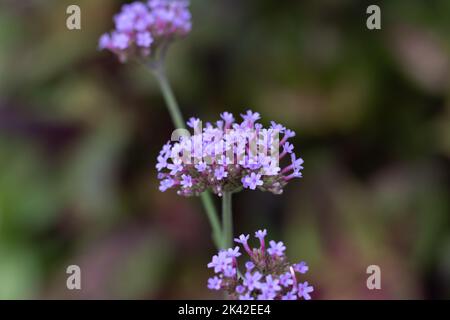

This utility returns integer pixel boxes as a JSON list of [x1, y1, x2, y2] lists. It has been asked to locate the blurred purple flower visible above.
[[297, 281, 314, 300], [207, 251, 232, 273], [206, 229, 313, 300], [242, 172, 263, 190], [295, 261, 309, 274], [267, 240, 286, 257], [207, 276, 222, 290], [99, 0, 191, 62]]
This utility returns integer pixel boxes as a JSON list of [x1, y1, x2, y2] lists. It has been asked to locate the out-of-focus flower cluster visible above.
[[156, 110, 304, 196], [207, 229, 313, 300], [99, 0, 191, 62]]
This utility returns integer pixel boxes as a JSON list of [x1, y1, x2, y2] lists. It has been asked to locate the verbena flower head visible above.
[[207, 229, 313, 300], [99, 0, 191, 62], [156, 110, 304, 196]]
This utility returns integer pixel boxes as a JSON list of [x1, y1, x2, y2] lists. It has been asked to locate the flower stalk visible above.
[[222, 191, 233, 249], [151, 62, 223, 249], [151, 64, 185, 130]]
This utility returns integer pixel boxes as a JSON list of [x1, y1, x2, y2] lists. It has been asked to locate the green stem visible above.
[[222, 191, 233, 249], [200, 192, 223, 249], [150, 63, 222, 249], [152, 65, 185, 130]]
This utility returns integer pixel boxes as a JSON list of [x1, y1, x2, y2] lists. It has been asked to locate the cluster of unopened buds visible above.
[[207, 229, 313, 300], [99, 0, 191, 62], [156, 110, 304, 196]]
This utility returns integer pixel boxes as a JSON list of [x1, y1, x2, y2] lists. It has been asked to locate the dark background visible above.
[[0, 0, 449, 299]]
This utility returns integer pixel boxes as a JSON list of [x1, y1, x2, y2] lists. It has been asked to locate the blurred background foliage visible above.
[[0, 0, 449, 299]]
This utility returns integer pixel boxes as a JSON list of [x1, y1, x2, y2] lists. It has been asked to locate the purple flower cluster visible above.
[[207, 229, 313, 300], [156, 110, 304, 196], [99, 0, 191, 62]]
